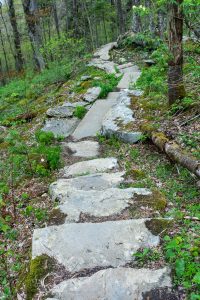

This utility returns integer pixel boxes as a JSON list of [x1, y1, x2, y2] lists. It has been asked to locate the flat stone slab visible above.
[[63, 158, 118, 177], [72, 99, 117, 140], [49, 172, 125, 200], [101, 91, 142, 144], [88, 59, 117, 74], [56, 187, 151, 223], [65, 141, 99, 158], [117, 71, 141, 90], [94, 42, 117, 60], [46, 106, 74, 118], [84, 87, 101, 103], [106, 92, 120, 101], [42, 118, 79, 138], [121, 65, 140, 74], [47, 267, 172, 300], [32, 219, 159, 272]]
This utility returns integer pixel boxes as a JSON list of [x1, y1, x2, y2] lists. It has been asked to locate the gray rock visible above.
[[63, 157, 118, 178], [0, 126, 6, 133], [118, 62, 134, 70], [80, 75, 92, 81], [88, 59, 117, 74], [48, 267, 172, 300], [72, 98, 117, 140], [46, 106, 74, 118], [49, 172, 125, 200], [65, 141, 99, 158], [62, 101, 88, 108], [42, 118, 79, 137], [144, 59, 156, 66], [93, 42, 117, 61], [101, 91, 142, 144], [32, 219, 159, 272], [56, 187, 152, 223], [128, 89, 144, 97], [117, 71, 141, 90], [83, 87, 101, 103]]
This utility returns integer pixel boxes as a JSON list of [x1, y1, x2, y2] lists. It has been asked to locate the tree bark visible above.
[[116, 0, 125, 35], [7, 0, 24, 72], [52, 0, 60, 38], [22, 0, 45, 71], [132, 0, 142, 33], [151, 132, 200, 178], [168, 0, 185, 105]]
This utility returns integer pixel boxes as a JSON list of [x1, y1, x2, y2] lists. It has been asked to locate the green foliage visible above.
[[92, 73, 119, 98], [133, 247, 161, 267], [73, 106, 87, 119], [35, 130, 55, 145], [164, 235, 200, 295]]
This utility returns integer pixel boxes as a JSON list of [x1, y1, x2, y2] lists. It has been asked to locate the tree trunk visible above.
[[132, 0, 142, 33], [22, 0, 45, 71], [52, 0, 60, 38], [168, 0, 185, 105], [7, 0, 24, 72], [73, 0, 79, 37], [116, 0, 125, 35], [0, 27, 9, 74], [151, 132, 200, 178]]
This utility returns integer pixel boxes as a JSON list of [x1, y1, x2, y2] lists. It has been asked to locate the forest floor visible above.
[[0, 37, 199, 300]]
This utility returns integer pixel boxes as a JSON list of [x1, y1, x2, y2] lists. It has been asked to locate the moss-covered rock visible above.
[[127, 168, 146, 180], [145, 218, 173, 236], [133, 189, 167, 211], [25, 254, 53, 300]]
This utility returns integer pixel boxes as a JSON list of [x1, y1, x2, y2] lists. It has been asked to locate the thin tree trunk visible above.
[[52, 0, 60, 38], [0, 27, 9, 74], [22, 0, 45, 71], [116, 0, 125, 35], [7, 0, 23, 72], [132, 0, 142, 33], [168, 0, 185, 105]]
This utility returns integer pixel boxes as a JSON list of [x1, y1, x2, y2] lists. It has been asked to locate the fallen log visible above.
[[144, 130, 200, 178]]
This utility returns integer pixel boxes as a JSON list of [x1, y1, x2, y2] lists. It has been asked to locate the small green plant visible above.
[[129, 148, 140, 160], [35, 130, 55, 145], [73, 106, 87, 119], [133, 248, 161, 267]]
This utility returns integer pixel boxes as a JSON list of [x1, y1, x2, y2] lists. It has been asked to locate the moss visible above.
[[25, 254, 53, 300], [133, 189, 167, 211], [127, 168, 146, 180], [140, 122, 156, 134], [145, 218, 173, 236], [152, 132, 169, 151], [48, 208, 67, 226]]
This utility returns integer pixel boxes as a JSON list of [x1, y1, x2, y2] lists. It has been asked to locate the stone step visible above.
[[62, 157, 118, 178], [32, 219, 159, 273], [117, 71, 141, 90], [93, 42, 117, 61], [106, 91, 120, 101], [42, 118, 79, 138], [62, 141, 99, 158], [51, 187, 152, 223], [72, 99, 117, 140], [88, 58, 117, 74], [46, 267, 172, 300], [101, 91, 142, 144], [49, 172, 125, 201], [121, 65, 140, 74]]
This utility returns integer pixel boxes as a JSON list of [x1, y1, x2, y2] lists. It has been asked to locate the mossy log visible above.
[[150, 131, 200, 178]]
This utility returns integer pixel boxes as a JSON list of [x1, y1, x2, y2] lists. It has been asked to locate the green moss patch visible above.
[[25, 255, 54, 300], [145, 218, 173, 236]]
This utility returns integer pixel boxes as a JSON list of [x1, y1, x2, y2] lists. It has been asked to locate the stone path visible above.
[[32, 43, 175, 299]]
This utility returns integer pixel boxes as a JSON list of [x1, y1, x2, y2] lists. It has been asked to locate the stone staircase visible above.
[[31, 43, 176, 299]]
